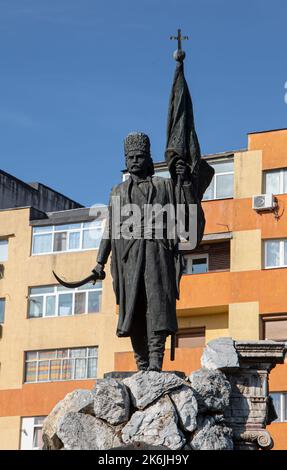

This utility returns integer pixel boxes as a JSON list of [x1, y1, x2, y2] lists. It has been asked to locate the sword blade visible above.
[[52, 271, 104, 289]]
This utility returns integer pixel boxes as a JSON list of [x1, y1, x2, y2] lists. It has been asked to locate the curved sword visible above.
[[52, 270, 105, 289]]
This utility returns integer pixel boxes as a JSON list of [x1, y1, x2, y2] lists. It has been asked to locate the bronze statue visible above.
[[54, 34, 214, 372]]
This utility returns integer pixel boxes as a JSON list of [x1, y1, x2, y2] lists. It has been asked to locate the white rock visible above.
[[201, 337, 239, 370], [123, 371, 184, 410], [169, 385, 197, 432], [93, 378, 130, 425], [121, 395, 185, 450]]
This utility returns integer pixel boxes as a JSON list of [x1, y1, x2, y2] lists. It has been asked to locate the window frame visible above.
[[264, 239, 287, 269], [0, 298, 5, 324], [202, 158, 234, 201], [270, 392, 287, 423], [264, 168, 287, 195], [0, 239, 8, 262], [27, 283, 102, 319], [31, 220, 104, 256], [183, 253, 209, 275], [24, 347, 98, 383]]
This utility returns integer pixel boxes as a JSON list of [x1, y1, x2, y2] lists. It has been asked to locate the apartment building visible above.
[[0, 128, 286, 449]]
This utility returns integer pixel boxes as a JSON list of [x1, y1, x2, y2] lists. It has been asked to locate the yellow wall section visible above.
[[178, 313, 229, 343], [229, 302, 260, 340], [234, 150, 262, 198], [231, 230, 262, 272], [0, 416, 20, 450]]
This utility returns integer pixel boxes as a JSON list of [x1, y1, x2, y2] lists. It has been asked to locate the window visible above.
[[176, 327, 206, 348], [24, 347, 98, 383], [264, 168, 287, 195], [264, 239, 287, 268], [32, 221, 104, 255], [0, 299, 5, 323], [28, 283, 102, 318], [262, 314, 287, 341], [183, 254, 208, 274], [20, 416, 46, 450], [269, 393, 287, 422], [0, 240, 8, 262], [203, 159, 234, 200]]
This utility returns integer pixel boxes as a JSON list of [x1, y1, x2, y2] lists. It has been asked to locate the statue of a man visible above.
[[93, 132, 205, 372]]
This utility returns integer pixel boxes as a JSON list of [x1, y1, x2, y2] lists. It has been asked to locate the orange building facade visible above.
[[0, 128, 286, 449]]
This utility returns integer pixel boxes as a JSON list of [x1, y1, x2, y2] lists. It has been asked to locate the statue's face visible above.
[[126, 151, 150, 177]]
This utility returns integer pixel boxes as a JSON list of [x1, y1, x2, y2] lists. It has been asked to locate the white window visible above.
[[0, 298, 5, 323], [265, 168, 287, 195], [20, 416, 46, 450], [183, 254, 209, 274], [25, 347, 98, 383], [0, 240, 8, 262], [32, 220, 104, 255], [270, 393, 287, 422], [264, 239, 287, 268], [28, 283, 102, 318], [203, 159, 234, 200]]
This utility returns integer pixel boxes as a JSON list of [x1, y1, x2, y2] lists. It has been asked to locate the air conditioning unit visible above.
[[252, 194, 275, 211]]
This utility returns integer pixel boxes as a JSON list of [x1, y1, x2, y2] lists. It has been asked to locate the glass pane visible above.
[[45, 296, 56, 316], [56, 285, 70, 292], [87, 358, 97, 378], [29, 296, 44, 318], [62, 359, 73, 380], [75, 292, 86, 314], [216, 174, 234, 199], [284, 241, 287, 266], [270, 393, 281, 422], [78, 281, 102, 291], [30, 286, 54, 295], [26, 351, 37, 360], [54, 223, 81, 231], [0, 240, 8, 262], [25, 361, 37, 382], [33, 226, 52, 233], [70, 348, 86, 358], [33, 427, 43, 449], [265, 171, 280, 194], [53, 232, 67, 252], [192, 258, 208, 274], [202, 178, 214, 200], [50, 359, 62, 381], [32, 234, 52, 254], [182, 256, 190, 274], [82, 229, 102, 249], [74, 358, 86, 379], [0, 299, 5, 323], [283, 170, 287, 194], [83, 220, 102, 228], [58, 293, 73, 316], [283, 394, 287, 421], [57, 349, 68, 358], [212, 160, 234, 174], [68, 232, 80, 250], [265, 241, 280, 267], [88, 291, 101, 313], [88, 347, 98, 357], [38, 360, 50, 382], [39, 350, 56, 359], [34, 417, 45, 425]]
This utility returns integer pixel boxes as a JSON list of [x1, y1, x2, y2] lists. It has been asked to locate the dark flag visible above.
[[165, 60, 214, 201]]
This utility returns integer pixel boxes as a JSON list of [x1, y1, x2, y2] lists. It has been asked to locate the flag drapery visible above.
[[165, 61, 214, 201]]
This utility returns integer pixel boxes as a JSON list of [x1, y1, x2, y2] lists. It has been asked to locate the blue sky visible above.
[[0, 0, 286, 205]]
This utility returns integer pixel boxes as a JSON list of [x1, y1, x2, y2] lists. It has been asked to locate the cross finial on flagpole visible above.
[[170, 28, 189, 62]]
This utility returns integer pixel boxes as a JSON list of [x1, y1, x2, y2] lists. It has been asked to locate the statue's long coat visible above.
[[96, 175, 205, 338]]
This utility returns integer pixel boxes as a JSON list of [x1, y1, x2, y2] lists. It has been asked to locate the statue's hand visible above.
[[92, 263, 105, 282], [175, 159, 190, 184]]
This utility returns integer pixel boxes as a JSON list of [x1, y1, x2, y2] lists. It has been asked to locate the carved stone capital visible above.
[[233, 430, 273, 450]]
